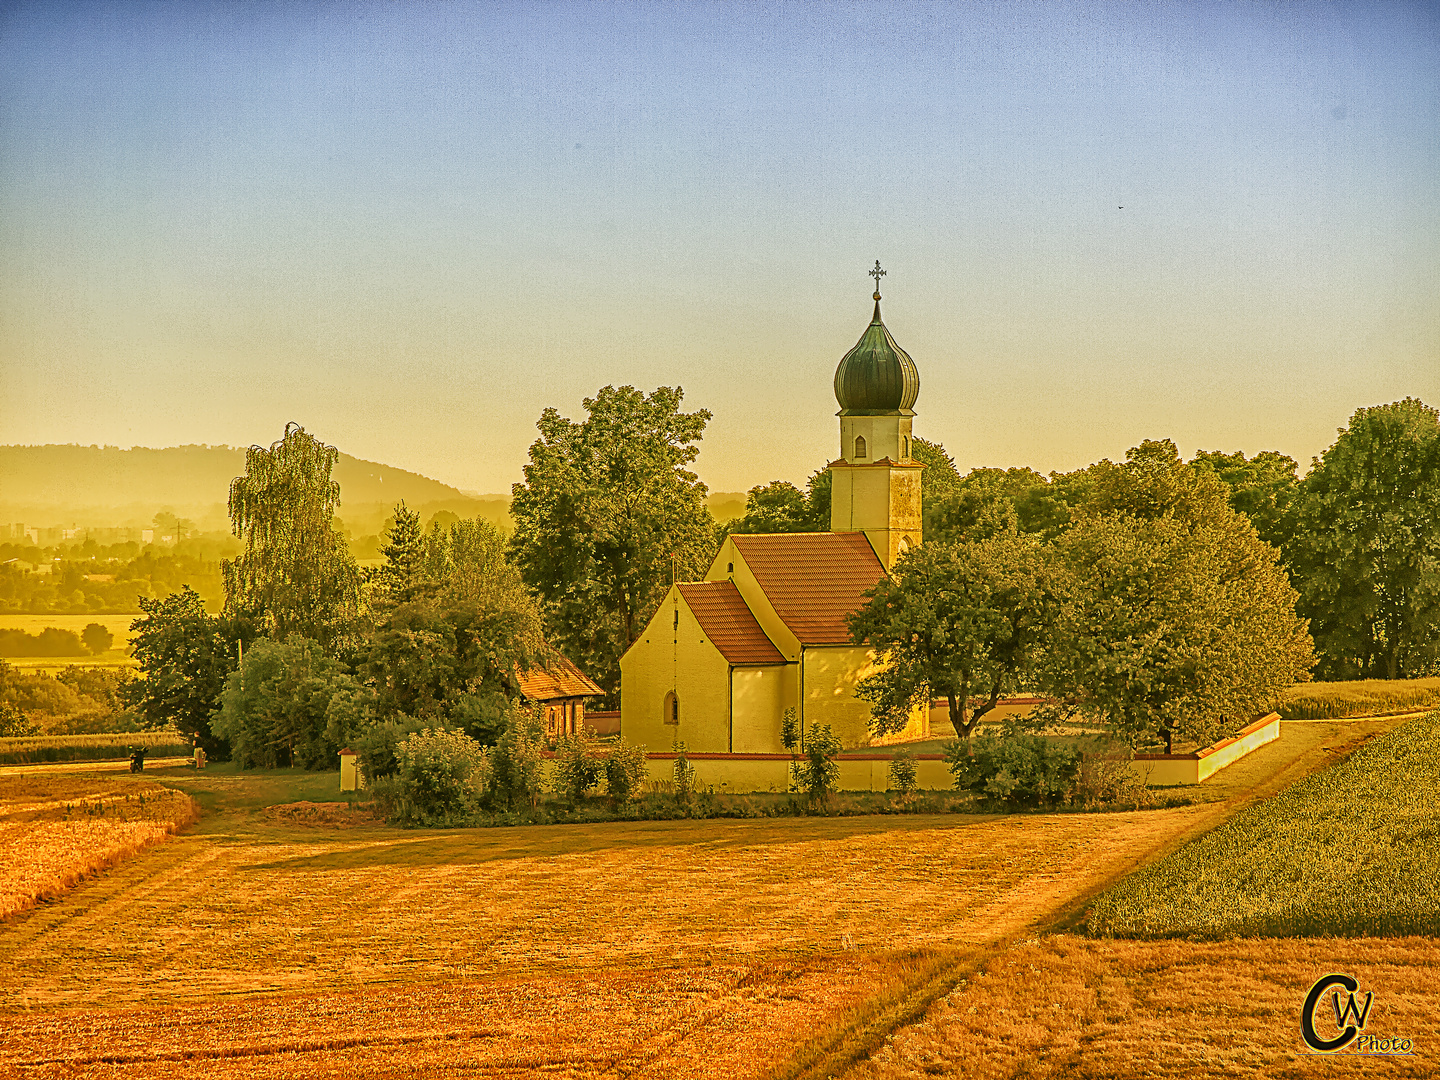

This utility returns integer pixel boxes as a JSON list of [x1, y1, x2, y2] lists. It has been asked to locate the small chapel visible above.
[[620, 265, 931, 752]]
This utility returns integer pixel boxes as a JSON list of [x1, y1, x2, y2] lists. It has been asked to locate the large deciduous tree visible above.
[[354, 513, 552, 745], [849, 535, 1064, 739], [1046, 440, 1315, 751], [1286, 398, 1440, 679], [510, 385, 717, 701], [121, 585, 246, 756], [222, 423, 365, 650]]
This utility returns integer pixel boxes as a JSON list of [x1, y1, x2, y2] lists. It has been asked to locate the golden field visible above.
[[0, 717, 1427, 1079], [847, 934, 1440, 1079], [0, 773, 199, 920]]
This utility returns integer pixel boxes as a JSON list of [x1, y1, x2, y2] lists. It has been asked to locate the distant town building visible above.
[[516, 655, 605, 740]]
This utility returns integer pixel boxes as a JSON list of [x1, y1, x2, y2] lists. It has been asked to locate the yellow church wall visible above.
[[619, 587, 734, 754], [704, 537, 801, 659], [838, 414, 913, 464], [802, 645, 880, 748], [730, 664, 796, 753]]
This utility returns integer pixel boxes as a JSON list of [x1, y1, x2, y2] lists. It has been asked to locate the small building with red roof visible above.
[[515, 654, 605, 740]]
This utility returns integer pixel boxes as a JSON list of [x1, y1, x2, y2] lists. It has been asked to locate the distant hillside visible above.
[[0, 444, 509, 534]]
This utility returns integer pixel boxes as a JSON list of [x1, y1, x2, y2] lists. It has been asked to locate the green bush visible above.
[[489, 708, 547, 809], [944, 723, 1080, 808], [672, 741, 696, 804], [389, 726, 492, 826], [888, 746, 918, 796], [351, 717, 424, 783], [553, 729, 603, 802], [603, 740, 649, 802], [796, 722, 841, 806]]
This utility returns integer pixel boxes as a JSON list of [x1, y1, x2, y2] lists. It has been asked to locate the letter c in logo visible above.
[[1302, 973, 1359, 1053]]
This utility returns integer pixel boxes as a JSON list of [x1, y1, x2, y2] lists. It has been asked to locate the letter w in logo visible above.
[[1302, 973, 1372, 1053], [1333, 987, 1373, 1030]]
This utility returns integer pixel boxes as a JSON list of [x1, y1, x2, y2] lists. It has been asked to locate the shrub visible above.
[[553, 728, 604, 803], [672, 741, 696, 804], [490, 707, 547, 809], [390, 727, 492, 826], [796, 722, 841, 806], [888, 746, 918, 796], [945, 722, 1080, 808], [351, 717, 424, 783], [604, 740, 649, 803]]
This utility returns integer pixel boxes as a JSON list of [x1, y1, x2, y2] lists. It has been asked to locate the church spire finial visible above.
[[869, 260, 886, 322]]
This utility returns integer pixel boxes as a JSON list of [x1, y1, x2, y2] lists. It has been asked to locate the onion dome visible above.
[[833, 268, 919, 415]]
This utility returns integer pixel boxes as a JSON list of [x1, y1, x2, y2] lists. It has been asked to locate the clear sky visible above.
[[2, 0, 1436, 495]]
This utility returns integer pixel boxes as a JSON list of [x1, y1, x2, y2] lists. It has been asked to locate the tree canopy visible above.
[[223, 423, 364, 650], [509, 385, 718, 701], [1285, 398, 1440, 679], [849, 535, 1064, 738], [121, 585, 246, 756], [1045, 441, 1315, 751], [723, 471, 831, 535]]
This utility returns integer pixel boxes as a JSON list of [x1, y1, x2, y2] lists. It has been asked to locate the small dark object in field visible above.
[[129, 747, 147, 773]]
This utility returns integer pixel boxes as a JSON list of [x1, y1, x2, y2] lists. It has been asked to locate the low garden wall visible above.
[[640, 752, 953, 793], [1129, 712, 1281, 787]]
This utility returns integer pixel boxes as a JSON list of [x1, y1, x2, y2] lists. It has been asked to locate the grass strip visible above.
[[1273, 677, 1440, 719], [0, 731, 190, 765], [1087, 709, 1440, 939]]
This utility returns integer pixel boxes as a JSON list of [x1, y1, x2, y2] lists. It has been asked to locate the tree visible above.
[[370, 500, 425, 610], [509, 386, 718, 701], [849, 535, 1064, 739], [1044, 441, 1315, 751], [724, 471, 831, 535], [121, 586, 243, 755], [912, 436, 962, 504], [1191, 448, 1299, 550], [927, 465, 1088, 544], [81, 622, 114, 656], [213, 636, 361, 769], [1285, 399, 1440, 679], [222, 423, 365, 651], [356, 514, 552, 744]]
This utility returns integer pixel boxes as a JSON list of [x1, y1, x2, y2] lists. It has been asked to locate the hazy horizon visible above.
[[3, 1, 1436, 493]]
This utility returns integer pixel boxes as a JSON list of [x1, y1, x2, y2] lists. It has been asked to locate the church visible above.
[[620, 266, 931, 752]]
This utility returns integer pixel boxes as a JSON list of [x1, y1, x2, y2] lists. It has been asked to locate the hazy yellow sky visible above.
[[1, 1, 1436, 494]]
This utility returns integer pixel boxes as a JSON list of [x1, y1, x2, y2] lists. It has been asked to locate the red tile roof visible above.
[[515, 654, 604, 701], [729, 532, 886, 645], [677, 581, 786, 665]]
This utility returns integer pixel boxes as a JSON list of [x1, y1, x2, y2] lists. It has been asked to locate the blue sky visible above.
[[2, 0, 1437, 493]]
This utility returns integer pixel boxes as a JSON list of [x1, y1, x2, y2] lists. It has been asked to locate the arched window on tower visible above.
[[903, 435, 910, 459], [663, 690, 680, 725], [854, 435, 867, 460]]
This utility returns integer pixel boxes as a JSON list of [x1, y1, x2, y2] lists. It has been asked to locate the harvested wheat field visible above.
[[848, 934, 1440, 1079], [0, 773, 199, 920], [0, 720, 1416, 1078]]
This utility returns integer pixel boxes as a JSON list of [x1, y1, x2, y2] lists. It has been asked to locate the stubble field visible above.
[[0, 716, 1428, 1079]]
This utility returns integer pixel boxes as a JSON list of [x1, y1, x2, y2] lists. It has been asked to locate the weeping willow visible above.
[[222, 423, 365, 650]]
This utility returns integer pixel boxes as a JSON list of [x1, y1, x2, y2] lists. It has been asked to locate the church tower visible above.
[[828, 262, 923, 569]]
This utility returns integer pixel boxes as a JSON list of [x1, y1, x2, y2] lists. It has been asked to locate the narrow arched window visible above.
[[854, 435, 867, 459], [663, 690, 680, 725], [903, 435, 910, 459]]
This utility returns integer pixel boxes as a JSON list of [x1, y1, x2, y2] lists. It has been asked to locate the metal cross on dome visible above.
[[869, 260, 886, 296]]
